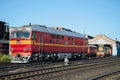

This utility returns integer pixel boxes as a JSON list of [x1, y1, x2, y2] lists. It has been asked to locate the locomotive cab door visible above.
[[35, 32, 43, 52], [37, 32, 44, 61], [39, 34, 43, 53]]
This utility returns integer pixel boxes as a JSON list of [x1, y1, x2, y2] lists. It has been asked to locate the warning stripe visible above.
[[10, 40, 87, 48]]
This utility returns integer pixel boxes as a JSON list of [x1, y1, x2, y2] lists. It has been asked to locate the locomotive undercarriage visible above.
[[29, 52, 88, 62], [30, 53, 60, 62], [11, 52, 88, 63]]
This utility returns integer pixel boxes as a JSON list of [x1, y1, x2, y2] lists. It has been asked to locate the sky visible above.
[[0, 0, 120, 40]]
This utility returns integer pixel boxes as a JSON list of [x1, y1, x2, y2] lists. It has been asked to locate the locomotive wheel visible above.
[[81, 53, 86, 59], [28, 54, 39, 62]]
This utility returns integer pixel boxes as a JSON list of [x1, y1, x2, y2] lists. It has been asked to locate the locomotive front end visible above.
[[10, 27, 32, 63]]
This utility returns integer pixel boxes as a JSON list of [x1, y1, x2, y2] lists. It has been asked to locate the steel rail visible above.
[[91, 70, 120, 80]]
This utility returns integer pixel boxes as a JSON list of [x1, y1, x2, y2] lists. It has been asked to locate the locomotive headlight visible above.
[[10, 48, 14, 52], [24, 47, 31, 52]]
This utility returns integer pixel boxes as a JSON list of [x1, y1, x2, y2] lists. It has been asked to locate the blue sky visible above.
[[0, 0, 120, 40]]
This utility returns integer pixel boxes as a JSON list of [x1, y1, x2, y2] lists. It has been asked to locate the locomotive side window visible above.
[[51, 35, 56, 38], [68, 37, 74, 41], [51, 35, 64, 40], [57, 35, 60, 39], [50, 40, 52, 43], [62, 36, 64, 39], [72, 38, 74, 40], [32, 32, 36, 39], [68, 37, 70, 40]]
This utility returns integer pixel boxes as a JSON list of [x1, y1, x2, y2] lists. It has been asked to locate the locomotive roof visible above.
[[10, 25, 86, 38]]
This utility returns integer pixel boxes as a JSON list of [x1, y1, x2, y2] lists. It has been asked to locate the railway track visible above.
[[20, 61, 118, 80], [0, 62, 64, 75], [0, 57, 120, 80], [0, 56, 117, 75], [0, 56, 115, 69], [92, 70, 120, 80]]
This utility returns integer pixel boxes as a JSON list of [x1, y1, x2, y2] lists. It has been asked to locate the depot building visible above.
[[88, 34, 120, 57]]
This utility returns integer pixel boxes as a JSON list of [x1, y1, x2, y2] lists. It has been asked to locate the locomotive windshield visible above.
[[11, 31, 30, 38]]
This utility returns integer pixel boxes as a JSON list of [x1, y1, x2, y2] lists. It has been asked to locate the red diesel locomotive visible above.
[[10, 24, 96, 63]]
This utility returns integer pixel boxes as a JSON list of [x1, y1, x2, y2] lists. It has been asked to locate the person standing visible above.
[[64, 55, 69, 65]]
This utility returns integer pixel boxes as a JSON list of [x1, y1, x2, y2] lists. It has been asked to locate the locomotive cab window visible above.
[[11, 31, 30, 38], [32, 32, 36, 39]]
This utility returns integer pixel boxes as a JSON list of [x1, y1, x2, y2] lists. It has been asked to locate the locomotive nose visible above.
[[11, 53, 31, 63]]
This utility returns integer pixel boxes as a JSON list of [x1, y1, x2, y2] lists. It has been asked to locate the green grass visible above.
[[0, 54, 11, 62]]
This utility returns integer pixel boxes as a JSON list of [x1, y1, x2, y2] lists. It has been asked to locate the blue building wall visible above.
[[117, 42, 120, 56]]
